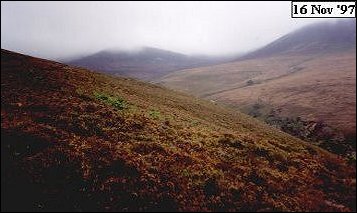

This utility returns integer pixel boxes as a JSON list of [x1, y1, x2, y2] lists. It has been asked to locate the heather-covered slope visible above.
[[1, 49, 355, 211]]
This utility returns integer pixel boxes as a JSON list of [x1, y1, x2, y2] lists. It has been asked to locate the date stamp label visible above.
[[292, 1, 356, 18]]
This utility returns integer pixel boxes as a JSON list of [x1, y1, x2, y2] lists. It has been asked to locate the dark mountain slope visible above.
[[1, 49, 355, 211], [240, 19, 356, 60], [66, 47, 227, 80]]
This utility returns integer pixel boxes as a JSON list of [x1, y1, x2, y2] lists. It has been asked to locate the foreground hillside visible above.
[[1, 49, 355, 211]]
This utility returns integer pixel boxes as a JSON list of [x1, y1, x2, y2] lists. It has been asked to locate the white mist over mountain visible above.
[[2, 1, 326, 59]]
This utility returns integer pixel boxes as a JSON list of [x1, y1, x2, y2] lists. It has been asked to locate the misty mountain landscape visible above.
[[160, 19, 356, 158], [1, 2, 356, 212]]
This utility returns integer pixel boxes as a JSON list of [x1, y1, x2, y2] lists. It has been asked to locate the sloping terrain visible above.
[[240, 19, 356, 60], [159, 20, 356, 156], [1, 49, 355, 211], [160, 51, 356, 137], [66, 47, 230, 81]]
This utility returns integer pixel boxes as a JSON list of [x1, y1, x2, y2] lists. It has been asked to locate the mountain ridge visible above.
[[66, 46, 233, 81], [238, 19, 356, 60]]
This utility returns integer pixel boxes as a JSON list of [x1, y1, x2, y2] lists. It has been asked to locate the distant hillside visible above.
[[66, 47, 230, 80], [1, 49, 355, 211], [160, 20, 356, 156], [240, 19, 356, 60]]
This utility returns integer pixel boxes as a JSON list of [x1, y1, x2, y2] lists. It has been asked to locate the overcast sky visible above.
[[1, 1, 324, 59]]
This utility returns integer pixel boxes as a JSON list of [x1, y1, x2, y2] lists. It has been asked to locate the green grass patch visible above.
[[148, 109, 161, 119], [94, 91, 127, 110]]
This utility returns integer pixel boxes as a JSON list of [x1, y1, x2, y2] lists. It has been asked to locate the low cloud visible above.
[[1, 1, 323, 59]]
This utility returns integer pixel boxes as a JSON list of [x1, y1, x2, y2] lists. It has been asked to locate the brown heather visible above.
[[1, 49, 355, 211]]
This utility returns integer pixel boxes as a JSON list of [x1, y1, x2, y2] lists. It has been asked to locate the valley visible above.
[[159, 20, 356, 157]]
